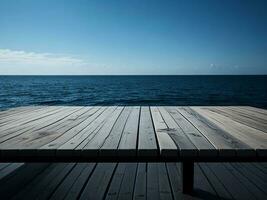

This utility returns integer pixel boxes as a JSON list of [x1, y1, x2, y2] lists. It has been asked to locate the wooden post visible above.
[[181, 161, 194, 194]]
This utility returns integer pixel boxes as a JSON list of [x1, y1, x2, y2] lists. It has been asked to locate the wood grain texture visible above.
[[0, 106, 266, 162]]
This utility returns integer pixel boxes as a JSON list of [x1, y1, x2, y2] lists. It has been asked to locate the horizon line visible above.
[[0, 74, 267, 76]]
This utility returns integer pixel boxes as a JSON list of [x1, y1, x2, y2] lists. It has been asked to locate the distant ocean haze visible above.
[[0, 75, 266, 110]]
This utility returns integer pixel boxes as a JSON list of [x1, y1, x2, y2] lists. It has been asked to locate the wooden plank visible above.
[[80, 163, 117, 200], [9, 163, 67, 199], [179, 107, 253, 157], [206, 163, 256, 200], [166, 163, 195, 200], [158, 107, 197, 157], [11, 164, 58, 200], [0, 106, 64, 135], [18, 107, 93, 152], [0, 163, 24, 180], [208, 106, 267, 133], [232, 163, 267, 193], [192, 107, 267, 157], [0, 107, 87, 149], [242, 106, 267, 116], [40, 107, 102, 150], [245, 163, 267, 181], [166, 107, 217, 157], [117, 163, 137, 200], [147, 163, 173, 200], [64, 163, 96, 200], [0, 163, 49, 199], [133, 163, 147, 200], [35, 163, 76, 200], [100, 107, 132, 157], [105, 163, 127, 200], [226, 106, 267, 123], [224, 163, 267, 199], [50, 163, 89, 200], [0, 106, 63, 129], [118, 106, 140, 157], [0, 106, 36, 119], [0, 106, 45, 123], [82, 107, 124, 157], [0, 107, 66, 140], [194, 164, 219, 200], [0, 106, 81, 144], [0, 163, 10, 171], [59, 107, 116, 153], [0, 108, 45, 128], [150, 107, 178, 158], [199, 163, 234, 199], [138, 107, 158, 157], [106, 163, 137, 200]]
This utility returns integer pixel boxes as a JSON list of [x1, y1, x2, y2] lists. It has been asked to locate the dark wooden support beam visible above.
[[181, 161, 194, 194]]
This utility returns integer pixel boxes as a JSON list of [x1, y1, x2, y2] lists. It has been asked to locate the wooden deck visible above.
[[0, 162, 267, 200], [0, 106, 266, 162], [0, 105, 267, 198]]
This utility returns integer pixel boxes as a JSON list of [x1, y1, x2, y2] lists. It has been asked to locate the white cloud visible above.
[[0, 49, 86, 66]]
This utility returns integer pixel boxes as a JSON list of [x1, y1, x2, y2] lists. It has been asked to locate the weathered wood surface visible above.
[[1, 162, 267, 200], [0, 106, 266, 162]]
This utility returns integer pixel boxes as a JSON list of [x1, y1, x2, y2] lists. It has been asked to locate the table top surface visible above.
[[0, 106, 266, 162]]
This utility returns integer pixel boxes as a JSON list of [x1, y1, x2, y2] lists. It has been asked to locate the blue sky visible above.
[[0, 0, 266, 75]]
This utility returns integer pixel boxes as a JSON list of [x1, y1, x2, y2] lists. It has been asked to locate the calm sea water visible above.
[[0, 75, 266, 110]]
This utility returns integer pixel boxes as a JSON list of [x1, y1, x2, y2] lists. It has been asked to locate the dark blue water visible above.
[[0, 75, 266, 110]]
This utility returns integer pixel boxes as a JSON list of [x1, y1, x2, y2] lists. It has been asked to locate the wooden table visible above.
[[0, 106, 266, 193]]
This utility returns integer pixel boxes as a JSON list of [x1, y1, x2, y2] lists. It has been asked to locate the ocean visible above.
[[0, 75, 266, 110]]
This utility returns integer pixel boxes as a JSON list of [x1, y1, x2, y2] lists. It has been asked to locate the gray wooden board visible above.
[[35, 163, 76, 200], [10, 163, 68, 199], [0, 163, 49, 199], [79, 163, 117, 200], [0, 106, 47, 123], [18, 107, 93, 150], [0, 106, 266, 161], [224, 163, 267, 199], [159, 107, 197, 157], [243, 106, 267, 116], [150, 107, 178, 157], [199, 163, 233, 199], [194, 164, 219, 200], [0, 161, 267, 199], [207, 107, 267, 133], [105, 163, 138, 200], [206, 163, 256, 200], [64, 163, 96, 200], [10, 164, 58, 200], [58, 106, 114, 152], [0, 106, 65, 136], [137, 107, 158, 157], [0, 107, 82, 145], [233, 163, 267, 193], [118, 106, 140, 157], [147, 163, 173, 200], [0, 106, 64, 131], [180, 107, 254, 157], [100, 107, 132, 156], [82, 107, 124, 156], [225, 106, 267, 124], [167, 107, 217, 157], [192, 107, 267, 157], [117, 163, 137, 200], [50, 163, 89, 200], [39, 107, 102, 151], [75, 107, 117, 152], [133, 163, 147, 200], [0, 107, 86, 159]]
